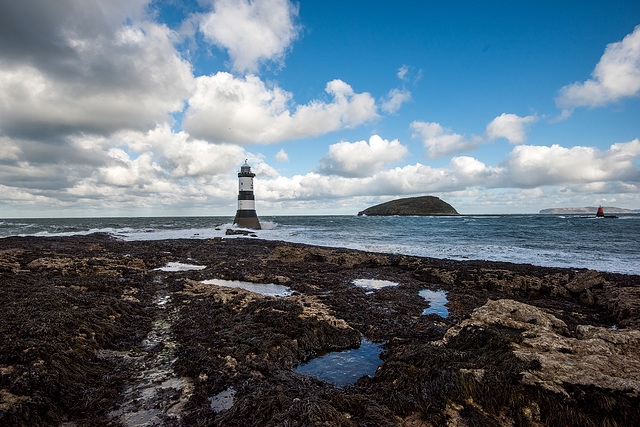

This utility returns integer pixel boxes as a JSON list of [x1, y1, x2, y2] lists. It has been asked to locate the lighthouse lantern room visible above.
[[233, 160, 261, 229]]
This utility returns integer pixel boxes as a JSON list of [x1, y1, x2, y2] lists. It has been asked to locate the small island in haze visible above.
[[358, 196, 459, 216], [540, 206, 640, 214]]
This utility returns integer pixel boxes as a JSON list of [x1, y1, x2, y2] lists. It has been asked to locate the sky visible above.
[[1, 0, 640, 217]]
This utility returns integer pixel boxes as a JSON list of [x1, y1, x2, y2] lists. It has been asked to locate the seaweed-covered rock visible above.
[[1, 235, 639, 425], [439, 299, 640, 396]]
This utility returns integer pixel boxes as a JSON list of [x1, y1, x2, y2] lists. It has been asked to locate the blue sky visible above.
[[1, 0, 640, 216]]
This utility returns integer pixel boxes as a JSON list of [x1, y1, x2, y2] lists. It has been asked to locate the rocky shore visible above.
[[1, 234, 639, 425]]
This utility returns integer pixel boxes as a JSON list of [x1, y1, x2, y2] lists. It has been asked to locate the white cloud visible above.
[[256, 140, 640, 207], [199, 0, 300, 73], [275, 149, 289, 162], [0, 122, 256, 214], [557, 25, 640, 109], [411, 121, 480, 158], [319, 135, 409, 177], [183, 73, 378, 143], [0, 5, 193, 139], [252, 162, 280, 178], [502, 139, 640, 187], [116, 124, 247, 178], [397, 65, 410, 81], [99, 150, 163, 188], [486, 113, 538, 144], [260, 158, 501, 202], [381, 88, 411, 114], [381, 66, 414, 114]]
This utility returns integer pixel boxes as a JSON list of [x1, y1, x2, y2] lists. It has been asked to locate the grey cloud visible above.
[[0, 163, 80, 191], [0, 1, 82, 68], [0, 0, 192, 140]]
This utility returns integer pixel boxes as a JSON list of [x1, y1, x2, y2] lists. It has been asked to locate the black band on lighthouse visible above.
[[234, 210, 259, 218]]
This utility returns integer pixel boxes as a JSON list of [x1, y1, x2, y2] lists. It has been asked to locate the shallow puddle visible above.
[[419, 289, 449, 317], [155, 262, 207, 272], [201, 279, 293, 297], [209, 387, 236, 412], [353, 278, 399, 290], [295, 339, 383, 387]]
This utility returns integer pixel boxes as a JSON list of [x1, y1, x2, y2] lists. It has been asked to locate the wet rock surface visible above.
[[0, 233, 639, 425]]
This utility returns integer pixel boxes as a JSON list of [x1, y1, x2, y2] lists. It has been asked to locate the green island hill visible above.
[[357, 196, 459, 216]]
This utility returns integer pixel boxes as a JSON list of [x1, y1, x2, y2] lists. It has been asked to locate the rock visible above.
[[438, 299, 640, 396], [2, 235, 639, 425], [565, 270, 607, 293], [226, 229, 253, 236], [266, 244, 391, 268], [225, 229, 258, 237]]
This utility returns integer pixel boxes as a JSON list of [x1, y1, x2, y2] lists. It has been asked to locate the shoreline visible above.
[[3, 215, 639, 276], [1, 234, 639, 425]]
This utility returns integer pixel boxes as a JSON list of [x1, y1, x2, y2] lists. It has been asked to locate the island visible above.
[[357, 196, 459, 216], [540, 206, 639, 214]]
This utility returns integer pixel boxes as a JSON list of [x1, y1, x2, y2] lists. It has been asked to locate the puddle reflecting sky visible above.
[[295, 339, 383, 387], [201, 279, 293, 297], [209, 387, 236, 412], [353, 278, 399, 290], [419, 289, 449, 317]]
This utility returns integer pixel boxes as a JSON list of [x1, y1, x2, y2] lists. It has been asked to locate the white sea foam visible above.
[[3, 215, 640, 275]]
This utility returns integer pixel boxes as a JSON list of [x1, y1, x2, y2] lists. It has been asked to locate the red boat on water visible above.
[[596, 206, 618, 218]]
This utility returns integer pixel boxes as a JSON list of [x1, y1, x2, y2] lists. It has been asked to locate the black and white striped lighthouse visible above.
[[233, 160, 261, 229]]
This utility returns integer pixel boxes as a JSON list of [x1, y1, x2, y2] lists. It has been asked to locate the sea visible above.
[[1, 214, 639, 275]]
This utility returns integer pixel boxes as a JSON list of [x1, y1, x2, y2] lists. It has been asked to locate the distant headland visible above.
[[358, 196, 459, 216], [540, 207, 640, 214]]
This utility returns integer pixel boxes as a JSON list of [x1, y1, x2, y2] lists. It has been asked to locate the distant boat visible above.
[[595, 206, 618, 219]]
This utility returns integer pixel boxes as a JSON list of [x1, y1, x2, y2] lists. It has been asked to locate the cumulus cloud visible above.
[[275, 149, 289, 162], [0, 133, 113, 193], [0, 0, 149, 67], [99, 150, 163, 188], [116, 124, 247, 179], [56, 127, 257, 214], [319, 135, 409, 177], [556, 25, 640, 109], [502, 139, 640, 187], [0, 1, 193, 139], [199, 0, 300, 73], [0, 121, 257, 214], [183, 73, 378, 143], [260, 157, 501, 201], [257, 140, 640, 206], [411, 121, 480, 158], [486, 113, 538, 144]]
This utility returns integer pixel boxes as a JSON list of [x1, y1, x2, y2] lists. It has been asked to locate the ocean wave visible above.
[[2, 215, 639, 275]]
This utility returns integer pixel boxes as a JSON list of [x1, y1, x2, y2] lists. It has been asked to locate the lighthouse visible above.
[[233, 160, 261, 229]]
